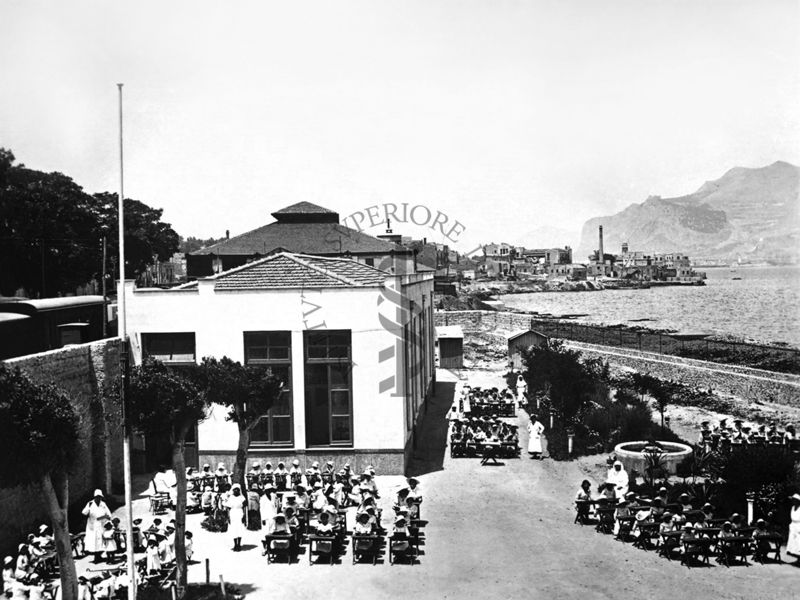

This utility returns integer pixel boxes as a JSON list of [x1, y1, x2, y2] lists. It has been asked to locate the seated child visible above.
[[184, 532, 194, 561]]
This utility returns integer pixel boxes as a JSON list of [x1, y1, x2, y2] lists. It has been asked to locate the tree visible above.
[[0, 151, 102, 296], [521, 339, 606, 423], [201, 357, 284, 488], [0, 148, 181, 296], [631, 372, 670, 429], [93, 192, 181, 278], [179, 236, 225, 254], [126, 359, 207, 599], [0, 365, 81, 600]]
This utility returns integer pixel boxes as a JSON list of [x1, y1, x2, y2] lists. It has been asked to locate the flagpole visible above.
[[117, 82, 136, 600]]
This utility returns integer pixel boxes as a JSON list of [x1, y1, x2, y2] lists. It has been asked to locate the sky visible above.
[[1, 0, 798, 252]]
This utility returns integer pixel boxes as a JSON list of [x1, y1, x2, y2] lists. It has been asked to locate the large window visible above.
[[304, 331, 352, 447], [244, 332, 293, 445], [141, 332, 196, 364]]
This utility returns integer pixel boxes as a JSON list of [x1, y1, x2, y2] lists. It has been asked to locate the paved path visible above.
[[83, 369, 799, 600]]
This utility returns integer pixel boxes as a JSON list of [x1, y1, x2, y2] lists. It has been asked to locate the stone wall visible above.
[[435, 310, 534, 333], [564, 340, 800, 408], [0, 339, 122, 555], [435, 310, 800, 407]]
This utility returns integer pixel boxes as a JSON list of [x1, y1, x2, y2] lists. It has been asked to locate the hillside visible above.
[[577, 161, 800, 263]]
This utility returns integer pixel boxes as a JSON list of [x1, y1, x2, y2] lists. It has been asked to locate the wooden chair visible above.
[[752, 534, 782, 563], [351, 534, 381, 565], [389, 532, 416, 565], [308, 534, 337, 565], [263, 534, 294, 564], [149, 478, 171, 514]]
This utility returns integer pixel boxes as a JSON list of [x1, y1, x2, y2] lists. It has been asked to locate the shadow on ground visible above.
[[406, 381, 455, 477]]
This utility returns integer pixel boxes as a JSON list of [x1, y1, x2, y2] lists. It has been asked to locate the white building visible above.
[[124, 252, 435, 474]]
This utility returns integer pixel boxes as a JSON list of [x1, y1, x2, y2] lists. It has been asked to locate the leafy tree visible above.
[[93, 192, 181, 278], [631, 372, 670, 429], [126, 359, 207, 599], [179, 236, 225, 254], [0, 153, 101, 296], [0, 365, 81, 600], [0, 148, 181, 296], [520, 339, 607, 422], [201, 356, 285, 488]]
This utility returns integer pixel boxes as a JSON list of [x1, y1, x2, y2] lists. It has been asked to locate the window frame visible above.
[[243, 331, 294, 447], [141, 332, 196, 365], [304, 330, 353, 447]]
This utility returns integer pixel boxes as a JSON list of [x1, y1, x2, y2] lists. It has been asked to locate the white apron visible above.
[[82, 500, 112, 553], [787, 506, 800, 556], [225, 495, 247, 538], [527, 421, 544, 453]]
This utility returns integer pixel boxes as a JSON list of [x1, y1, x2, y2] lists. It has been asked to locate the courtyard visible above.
[[77, 369, 799, 600]]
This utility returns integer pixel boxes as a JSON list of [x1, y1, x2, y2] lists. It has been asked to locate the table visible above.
[[717, 536, 754, 566], [480, 442, 502, 465]]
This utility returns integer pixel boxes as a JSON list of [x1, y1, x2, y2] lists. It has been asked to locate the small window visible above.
[[141, 333, 196, 363], [365, 258, 375, 267], [244, 331, 291, 363]]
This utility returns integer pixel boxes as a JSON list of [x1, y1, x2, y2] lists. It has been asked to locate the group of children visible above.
[[2, 524, 55, 593], [697, 418, 797, 449], [575, 479, 784, 564], [449, 384, 517, 421]]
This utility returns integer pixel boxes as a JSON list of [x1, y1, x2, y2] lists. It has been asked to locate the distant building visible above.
[[186, 202, 416, 279], [549, 263, 588, 281]]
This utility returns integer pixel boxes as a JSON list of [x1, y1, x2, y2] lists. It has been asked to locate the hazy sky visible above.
[[1, 0, 798, 250]]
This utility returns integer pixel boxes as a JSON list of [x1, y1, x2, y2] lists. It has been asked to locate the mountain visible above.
[[577, 161, 800, 263]]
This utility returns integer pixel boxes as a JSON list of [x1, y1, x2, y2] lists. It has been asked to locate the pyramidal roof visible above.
[[271, 202, 339, 223], [210, 252, 388, 290]]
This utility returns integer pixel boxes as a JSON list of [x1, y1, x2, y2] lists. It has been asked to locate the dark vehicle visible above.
[[0, 296, 106, 359]]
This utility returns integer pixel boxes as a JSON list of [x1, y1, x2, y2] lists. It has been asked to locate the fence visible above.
[[528, 318, 800, 375]]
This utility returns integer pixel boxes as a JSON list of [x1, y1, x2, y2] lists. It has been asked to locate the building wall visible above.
[[125, 274, 435, 474], [0, 339, 122, 555]]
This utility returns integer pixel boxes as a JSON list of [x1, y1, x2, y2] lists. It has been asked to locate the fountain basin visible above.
[[613, 440, 693, 475]]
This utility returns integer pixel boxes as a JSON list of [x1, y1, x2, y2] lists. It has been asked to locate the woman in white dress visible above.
[[787, 493, 800, 562], [224, 484, 247, 551], [259, 485, 279, 534], [81, 490, 112, 563], [527, 415, 545, 460]]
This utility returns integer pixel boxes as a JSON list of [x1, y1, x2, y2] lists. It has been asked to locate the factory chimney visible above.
[[598, 225, 605, 261]]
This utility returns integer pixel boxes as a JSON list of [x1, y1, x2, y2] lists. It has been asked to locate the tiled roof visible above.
[[192, 222, 408, 256], [212, 253, 388, 290], [271, 202, 337, 216]]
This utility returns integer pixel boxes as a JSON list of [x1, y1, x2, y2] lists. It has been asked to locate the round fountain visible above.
[[613, 440, 693, 475]]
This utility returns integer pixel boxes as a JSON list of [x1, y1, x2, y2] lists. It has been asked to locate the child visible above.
[[274, 462, 289, 491], [184, 531, 194, 562], [391, 516, 411, 555], [201, 487, 215, 516], [101, 522, 117, 562], [145, 538, 161, 574], [314, 512, 334, 536], [288, 460, 304, 487], [353, 512, 373, 535]]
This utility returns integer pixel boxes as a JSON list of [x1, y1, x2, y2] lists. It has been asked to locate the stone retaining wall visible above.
[[564, 340, 800, 408], [1, 339, 123, 555]]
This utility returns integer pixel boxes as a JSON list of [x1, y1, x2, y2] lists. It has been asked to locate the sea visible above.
[[500, 265, 800, 348]]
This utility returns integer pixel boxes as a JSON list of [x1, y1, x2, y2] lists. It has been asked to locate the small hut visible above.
[[436, 325, 464, 369], [507, 329, 549, 371]]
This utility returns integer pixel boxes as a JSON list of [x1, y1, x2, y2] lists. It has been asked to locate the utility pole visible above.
[[117, 82, 136, 600], [101, 235, 107, 337]]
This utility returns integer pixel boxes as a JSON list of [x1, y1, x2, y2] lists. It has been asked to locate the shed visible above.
[[507, 329, 549, 371], [436, 325, 464, 369]]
